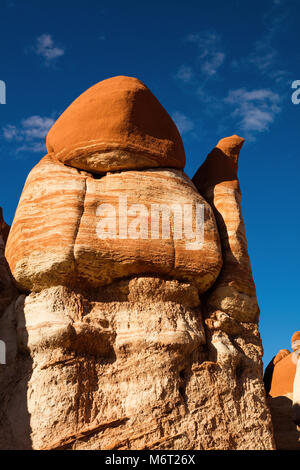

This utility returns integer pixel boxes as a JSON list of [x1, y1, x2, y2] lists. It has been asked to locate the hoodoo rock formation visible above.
[[192, 136, 259, 324], [264, 331, 300, 450], [0, 76, 275, 450]]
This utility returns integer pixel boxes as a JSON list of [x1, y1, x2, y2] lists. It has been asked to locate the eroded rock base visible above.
[[0, 278, 274, 450]]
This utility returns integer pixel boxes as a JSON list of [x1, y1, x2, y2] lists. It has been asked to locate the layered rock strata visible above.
[[0, 77, 275, 450], [0, 209, 16, 315]]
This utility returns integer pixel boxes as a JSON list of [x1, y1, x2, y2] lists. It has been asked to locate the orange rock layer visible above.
[[47, 76, 186, 173]]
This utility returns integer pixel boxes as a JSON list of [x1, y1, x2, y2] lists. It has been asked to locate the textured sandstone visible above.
[[193, 135, 259, 323], [0, 77, 275, 450], [264, 333, 300, 450], [75, 168, 221, 291], [5, 155, 86, 291], [5, 155, 222, 293], [47, 76, 186, 173]]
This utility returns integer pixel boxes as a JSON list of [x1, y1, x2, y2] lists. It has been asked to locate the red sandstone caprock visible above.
[[47, 76, 186, 173]]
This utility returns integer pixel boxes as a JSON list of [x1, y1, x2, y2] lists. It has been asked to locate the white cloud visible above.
[[35, 34, 65, 64], [269, 69, 290, 83], [21, 115, 55, 139], [248, 47, 277, 73], [172, 111, 194, 134], [202, 52, 225, 76], [186, 31, 225, 76], [231, 33, 277, 77], [225, 88, 281, 134], [3, 115, 55, 153], [226, 89, 280, 103], [175, 65, 193, 83]]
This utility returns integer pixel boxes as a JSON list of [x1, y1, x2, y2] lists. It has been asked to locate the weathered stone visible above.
[[5, 155, 86, 291], [47, 76, 186, 173]]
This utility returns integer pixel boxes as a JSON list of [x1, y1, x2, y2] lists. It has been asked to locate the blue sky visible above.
[[0, 0, 299, 368]]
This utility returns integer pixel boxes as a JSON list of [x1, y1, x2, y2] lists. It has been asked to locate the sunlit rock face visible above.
[[264, 331, 300, 450], [46, 76, 186, 173], [5, 154, 222, 293], [0, 77, 275, 450]]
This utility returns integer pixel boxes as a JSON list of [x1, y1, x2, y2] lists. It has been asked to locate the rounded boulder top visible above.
[[46, 76, 186, 173]]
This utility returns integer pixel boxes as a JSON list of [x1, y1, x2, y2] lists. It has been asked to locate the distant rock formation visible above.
[[0, 76, 275, 450], [264, 331, 300, 450]]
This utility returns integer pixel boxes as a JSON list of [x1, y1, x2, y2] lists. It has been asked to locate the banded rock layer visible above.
[[6, 154, 222, 292]]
